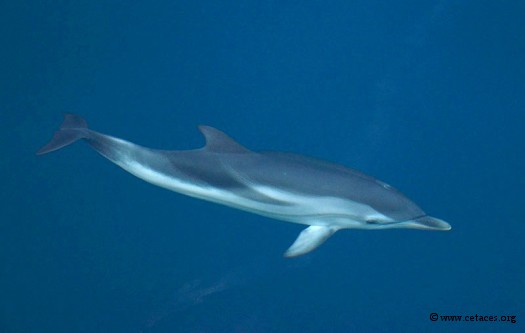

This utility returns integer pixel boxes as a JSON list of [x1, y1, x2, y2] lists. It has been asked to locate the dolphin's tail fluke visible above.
[[37, 114, 89, 155]]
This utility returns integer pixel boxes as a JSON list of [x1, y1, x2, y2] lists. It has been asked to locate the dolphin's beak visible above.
[[414, 216, 451, 230], [401, 216, 452, 231]]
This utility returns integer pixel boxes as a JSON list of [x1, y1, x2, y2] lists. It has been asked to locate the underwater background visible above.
[[1, 1, 524, 332]]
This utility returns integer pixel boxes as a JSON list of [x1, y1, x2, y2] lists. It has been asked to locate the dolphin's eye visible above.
[[366, 219, 381, 224]]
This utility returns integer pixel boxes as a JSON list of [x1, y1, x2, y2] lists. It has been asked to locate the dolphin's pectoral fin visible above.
[[284, 225, 337, 258]]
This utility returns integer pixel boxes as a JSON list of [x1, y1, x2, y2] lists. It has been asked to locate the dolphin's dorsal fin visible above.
[[198, 125, 250, 153]]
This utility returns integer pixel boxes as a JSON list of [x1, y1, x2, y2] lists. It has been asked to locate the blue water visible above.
[[1, 1, 524, 332]]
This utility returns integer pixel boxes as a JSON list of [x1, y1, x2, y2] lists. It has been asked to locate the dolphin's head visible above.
[[363, 182, 451, 231]]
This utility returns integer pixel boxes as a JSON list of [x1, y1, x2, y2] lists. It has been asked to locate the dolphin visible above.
[[37, 114, 451, 257]]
